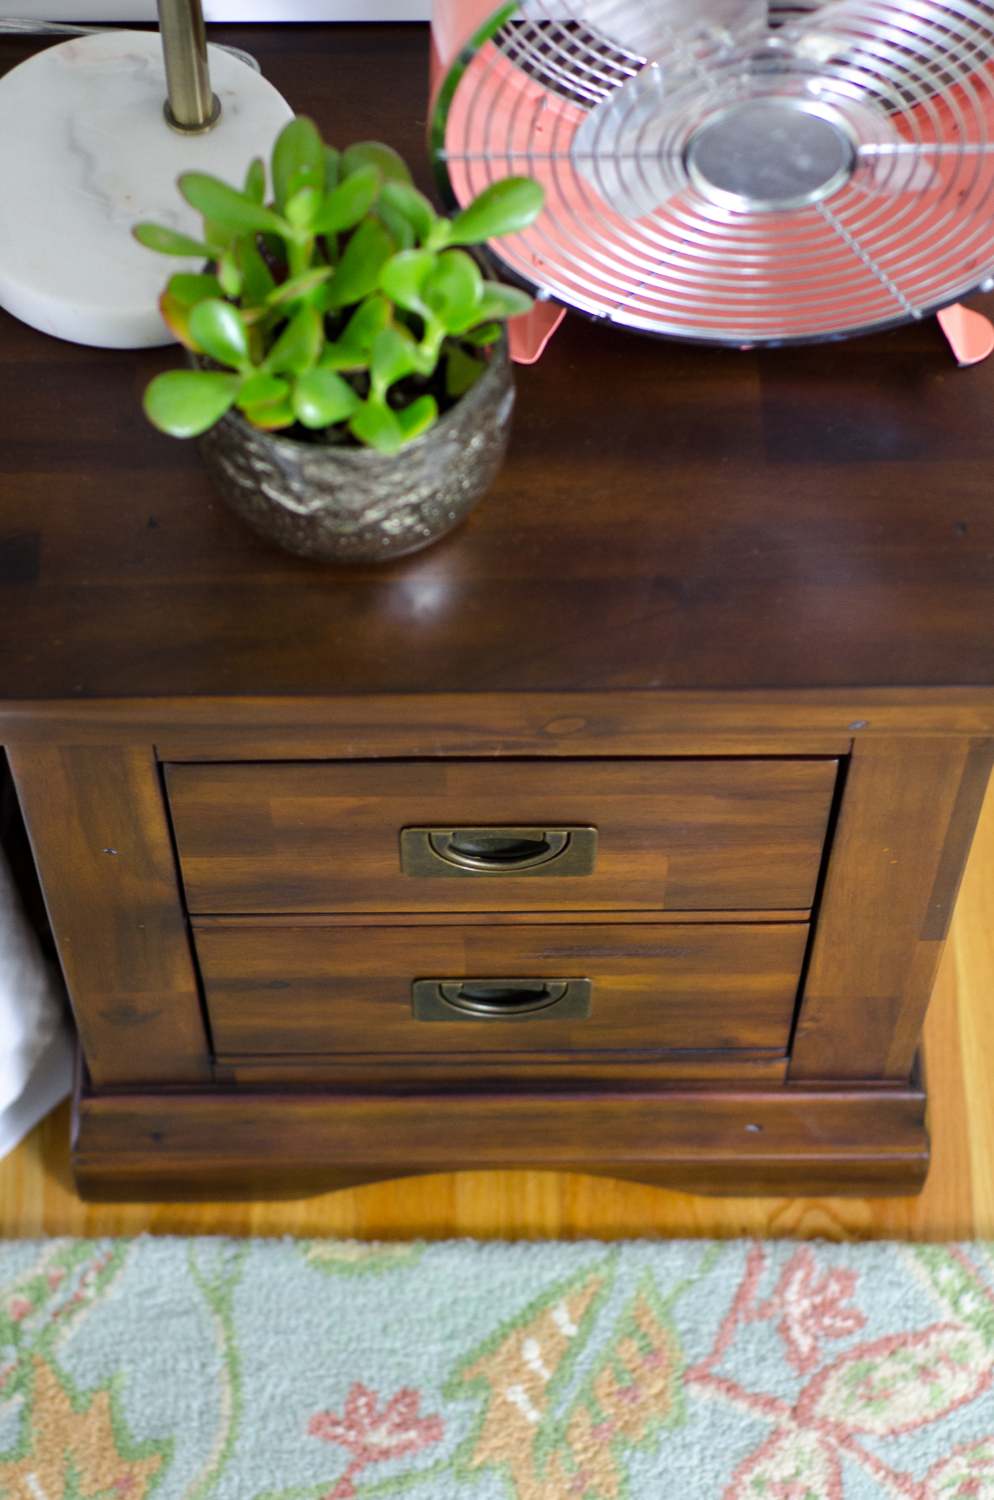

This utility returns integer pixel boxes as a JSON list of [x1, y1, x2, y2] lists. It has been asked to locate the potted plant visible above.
[[135, 116, 544, 563]]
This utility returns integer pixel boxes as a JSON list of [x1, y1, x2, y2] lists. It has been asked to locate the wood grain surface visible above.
[[4, 690, 994, 750], [217, 1053, 791, 1085], [5, 746, 210, 1086], [71, 1081, 927, 1201], [195, 921, 809, 1055], [791, 735, 994, 1080], [166, 758, 837, 913], [2, 26, 994, 701]]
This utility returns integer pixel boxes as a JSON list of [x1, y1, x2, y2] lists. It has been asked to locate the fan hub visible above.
[[685, 98, 856, 212]]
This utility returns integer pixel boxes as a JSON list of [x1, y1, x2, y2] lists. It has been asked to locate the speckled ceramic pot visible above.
[[197, 337, 513, 564]]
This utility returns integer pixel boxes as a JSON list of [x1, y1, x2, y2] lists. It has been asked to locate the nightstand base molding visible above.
[[72, 1082, 929, 1201]]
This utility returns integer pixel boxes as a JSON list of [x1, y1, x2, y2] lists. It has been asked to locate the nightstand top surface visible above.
[[2, 23, 993, 702]]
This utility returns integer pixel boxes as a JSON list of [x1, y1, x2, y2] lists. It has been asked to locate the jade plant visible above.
[[135, 117, 544, 455]]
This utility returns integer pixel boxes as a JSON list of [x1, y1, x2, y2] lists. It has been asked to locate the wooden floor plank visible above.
[[951, 767, 994, 1238], [3, 777, 992, 1240]]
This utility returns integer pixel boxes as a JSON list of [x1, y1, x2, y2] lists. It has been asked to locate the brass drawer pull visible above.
[[412, 977, 593, 1021], [401, 826, 597, 877]]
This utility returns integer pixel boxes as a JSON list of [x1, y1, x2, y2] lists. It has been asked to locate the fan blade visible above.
[[571, 64, 682, 219], [519, 0, 766, 61]]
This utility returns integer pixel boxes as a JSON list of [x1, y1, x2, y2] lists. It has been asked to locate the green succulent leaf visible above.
[[266, 265, 333, 308], [242, 397, 296, 430], [311, 165, 381, 236], [143, 369, 242, 437], [188, 299, 251, 368], [286, 162, 324, 204], [375, 201, 416, 251], [474, 283, 534, 322], [264, 304, 323, 375], [236, 236, 276, 304], [217, 250, 244, 297], [204, 216, 237, 252], [464, 320, 502, 345], [346, 292, 393, 344], [397, 393, 438, 442], [244, 157, 266, 204], [236, 372, 290, 409], [285, 185, 323, 231], [325, 218, 395, 309], [446, 343, 485, 397], [158, 292, 198, 349], [292, 367, 361, 428], [324, 145, 340, 193], [320, 293, 391, 368], [369, 325, 418, 398], [422, 248, 483, 333], [377, 248, 436, 316], [349, 398, 404, 453], [272, 116, 325, 214], [166, 273, 224, 307], [318, 342, 365, 372], [379, 181, 437, 245], [448, 176, 545, 244], [133, 223, 214, 258], [340, 140, 413, 184], [180, 173, 285, 235]]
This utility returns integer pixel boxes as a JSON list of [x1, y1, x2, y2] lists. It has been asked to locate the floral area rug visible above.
[[2, 1238, 994, 1500]]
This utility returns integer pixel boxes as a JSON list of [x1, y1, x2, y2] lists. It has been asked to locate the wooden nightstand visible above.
[[2, 22, 992, 1203]]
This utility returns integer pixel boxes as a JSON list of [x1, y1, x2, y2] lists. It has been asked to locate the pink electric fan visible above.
[[429, 0, 994, 363]]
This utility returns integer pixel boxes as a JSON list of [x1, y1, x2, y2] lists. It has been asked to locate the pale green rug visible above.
[[1, 1238, 993, 1500]]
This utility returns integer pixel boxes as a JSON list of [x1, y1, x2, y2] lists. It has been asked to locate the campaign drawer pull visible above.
[[400, 826, 597, 877], [412, 977, 593, 1021]]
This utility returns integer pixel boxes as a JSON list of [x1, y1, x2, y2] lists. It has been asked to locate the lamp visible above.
[[0, 0, 292, 346]]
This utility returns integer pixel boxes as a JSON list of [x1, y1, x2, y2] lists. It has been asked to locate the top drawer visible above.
[[165, 758, 838, 914]]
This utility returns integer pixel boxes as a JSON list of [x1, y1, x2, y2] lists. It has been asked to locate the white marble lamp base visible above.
[[0, 31, 294, 347]]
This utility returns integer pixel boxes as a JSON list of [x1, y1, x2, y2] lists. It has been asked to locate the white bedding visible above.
[[0, 844, 74, 1162]]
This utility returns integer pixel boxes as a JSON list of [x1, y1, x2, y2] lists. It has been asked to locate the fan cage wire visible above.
[[432, 0, 994, 344]]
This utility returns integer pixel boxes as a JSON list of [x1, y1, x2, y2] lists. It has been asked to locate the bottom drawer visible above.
[[194, 923, 809, 1057]]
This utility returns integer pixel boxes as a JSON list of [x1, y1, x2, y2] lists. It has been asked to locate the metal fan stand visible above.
[[0, 0, 293, 347]]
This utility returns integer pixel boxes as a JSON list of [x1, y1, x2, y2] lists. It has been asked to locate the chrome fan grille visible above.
[[490, 3, 828, 111], [492, 18, 643, 109], [434, 0, 994, 345]]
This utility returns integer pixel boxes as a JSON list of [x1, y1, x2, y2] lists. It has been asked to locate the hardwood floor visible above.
[[2, 781, 991, 1243]]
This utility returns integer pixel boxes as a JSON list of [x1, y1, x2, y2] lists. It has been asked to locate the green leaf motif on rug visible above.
[[301, 1242, 426, 1278], [446, 1259, 685, 1499], [183, 1241, 250, 1500], [908, 1244, 994, 1348]]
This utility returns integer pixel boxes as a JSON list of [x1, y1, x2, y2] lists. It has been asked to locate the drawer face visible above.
[[196, 922, 809, 1056], [166, 758, 838, 913]]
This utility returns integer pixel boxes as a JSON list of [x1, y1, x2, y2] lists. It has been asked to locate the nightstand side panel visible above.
[[7, 744, 211, 1085]]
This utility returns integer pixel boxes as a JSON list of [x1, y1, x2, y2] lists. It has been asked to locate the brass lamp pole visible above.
[[157, 0, 221, 133]]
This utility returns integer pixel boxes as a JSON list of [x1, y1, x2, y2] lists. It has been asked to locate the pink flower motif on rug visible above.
[[726, 1425, 844, 1500], [754, 1247, 866, 1376], [308, 1382, 444, 1500], [687, 1245, 994, 1500]]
